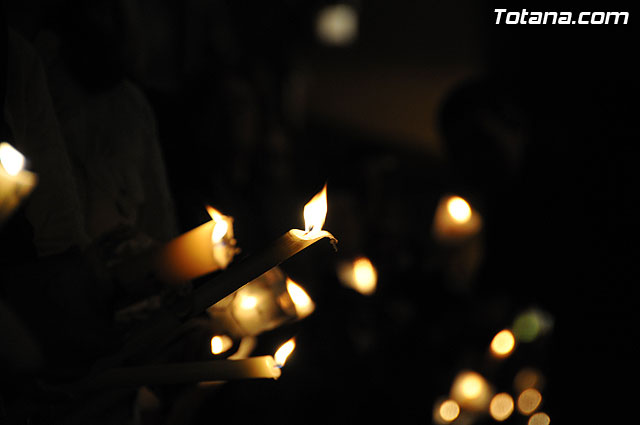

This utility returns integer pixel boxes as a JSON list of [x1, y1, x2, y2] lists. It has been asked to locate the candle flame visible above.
[[352, 257, 377, 295], [238, 294, 258, 310], [490, 329, 515, 358], [274, 338, 296, 367], [303, 184, 328, 235], [446, 196, 472, 224], [210, 335, 233, 355], [206, 205, 230, 243], [286, 278, 315, 318], [438, 399, 460, 423], [0, 142, 26, 176], [450, 370, 492, 411], [490, 393, 514, 421]]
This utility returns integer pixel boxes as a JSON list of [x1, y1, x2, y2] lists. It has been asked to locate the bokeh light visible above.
[[517, 388, 542, 414], [512, 309, 553, 343], [439, 399, 460, 422], [490, 329, 515, 358], [315, 4, 358, 46], [447, 196, 472, 223], [528, 412, 550, 425], [210, 335, 233, 355], [0, 142, 26, 176], [451, 371, 492, 411], [513, 368, 544, 392], [489, 393, 514, 421], [337, 257, 377, 295]]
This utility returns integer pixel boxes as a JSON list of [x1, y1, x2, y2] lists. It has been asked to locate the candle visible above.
[[81, 339, 297, 390], [0, 142, 37, 224], [82, 356, 281, 390], [432, 194, 482, 243], [99, 184, 335, 368], [207, 268, 315, 338], [152, 206, 238, 284], [188, 184, 335, 316]]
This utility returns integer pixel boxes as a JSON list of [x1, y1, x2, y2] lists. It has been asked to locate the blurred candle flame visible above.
[[352, 257, 377, 295], [210, 335, 233, 355], [286, 278, 315, 318], [238, 294, 258, 310], [517, 388, 542, 414], [528, 412, 550, 425], [337, 256, 377, 295], [451, 370, 492, 411], [0, 142, 26, 176], [490, 329, 516, 358], [490, 393, 514, 421], [303, 184, 328, 235], [447, 196, 472, 223], [316, 4, 358, 46], [438, 399, 460, 423], [206, 205, 230, 243], [274, 338, 296, 367]]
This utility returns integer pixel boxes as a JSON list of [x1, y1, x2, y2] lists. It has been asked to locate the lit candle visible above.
[[188, 184, 335, 314], [207, 268, 315, 338], [82, 356, 281, 389], [152, 206, 238, 284], [432, 194, 482, 243], [82, 339, 297, 390], [100, 184, 335, 368], [274, 338, 295, 367], [0, 142, 37, 224]]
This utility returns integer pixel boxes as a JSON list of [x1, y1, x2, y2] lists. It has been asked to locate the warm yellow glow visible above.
[[491, 329, 515, 357], [303, 184, 328, 235], [461, 374, 483, 399], [238, 294, 258, 310], [528, 412, 550, 425], [451, 371, 492, 411], [490, 393, 514, 421], [438, 399, 460, 422], [517, 388, 542, 414], [316, 4, 358, 46], [352, 257, 377, 295], [274, 338, 296, 367], [513, 368, 544, 393], [0, 142, 26, 176], [210, 335, 233, 355], [286, 278, 315, 318], [447, 196, 472, 223], [206, 205, 230, 243]]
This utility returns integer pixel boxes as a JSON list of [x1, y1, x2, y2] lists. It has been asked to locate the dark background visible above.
[[2, 0, 639, 423]]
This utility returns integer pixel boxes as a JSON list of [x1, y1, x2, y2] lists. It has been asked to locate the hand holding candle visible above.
[[0, 142, 37, 224]]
